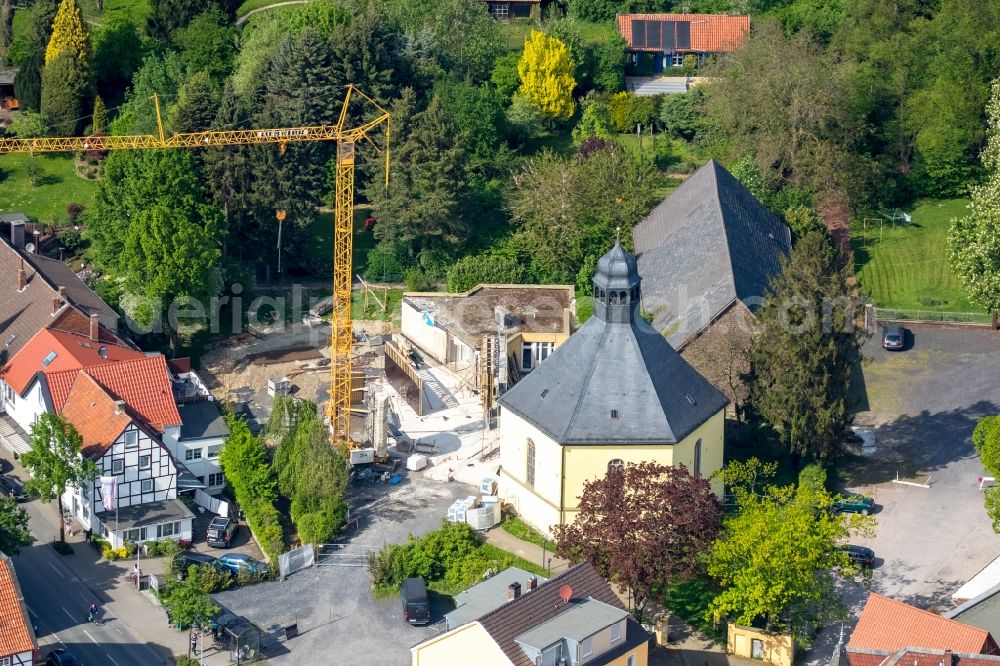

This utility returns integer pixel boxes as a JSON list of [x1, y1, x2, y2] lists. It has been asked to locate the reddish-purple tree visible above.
[[553, 461, 722, 622]]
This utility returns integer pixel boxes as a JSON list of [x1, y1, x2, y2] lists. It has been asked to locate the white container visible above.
[[480, 476, 499, 495], [406, 454, 427, 471], [481, 495, 499, 506]]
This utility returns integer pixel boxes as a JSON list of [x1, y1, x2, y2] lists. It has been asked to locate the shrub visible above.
[[25, 160, 43, 187], [102, 545, 117, 560], [572, 102, 614, 146], [608, 92, 655, 133], [446, 254, 529, 292], [176, 657, 199, 666], [404, 267, 434, 291], [66, 202, 85, 223]]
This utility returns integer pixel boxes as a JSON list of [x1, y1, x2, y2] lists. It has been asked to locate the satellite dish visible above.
[[559, 585, 573, 603], [24, 242, 35, 253]]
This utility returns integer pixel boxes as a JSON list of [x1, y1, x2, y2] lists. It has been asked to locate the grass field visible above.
[[236, 0, 285, 18], [498, 19, 617, 52], [851, 199, 980, 314], [0, 154, 98, 221]]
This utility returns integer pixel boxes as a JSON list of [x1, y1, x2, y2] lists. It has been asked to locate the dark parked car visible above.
[[215, 553, 268, 577], [0, 474, 26, 501], [401, 577, 430, 625], [882, 322, 905, 350], [841, 544, 876, 567], [833, 494, 875, 515], [45, 649, 82, 666], [206, 516, 238, 548], [172, 551, 219, 579]]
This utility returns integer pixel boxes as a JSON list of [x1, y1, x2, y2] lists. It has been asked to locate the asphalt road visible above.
[[16, 540, 173, 666]]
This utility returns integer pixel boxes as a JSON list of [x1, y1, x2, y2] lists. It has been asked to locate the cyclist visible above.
[[87, 603, 98, 623]]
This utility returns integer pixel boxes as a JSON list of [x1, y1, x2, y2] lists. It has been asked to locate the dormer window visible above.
[[581, 636, 593, 658]]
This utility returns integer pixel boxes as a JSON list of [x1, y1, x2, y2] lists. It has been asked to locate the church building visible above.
[[497, 239, 729, 537]]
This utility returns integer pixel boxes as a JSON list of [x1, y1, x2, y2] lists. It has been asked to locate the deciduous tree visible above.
[[92, 16, 144, 102], [21, 413, 97, 544], [517, 31, 575, 123], [974, 416, 1000, 531], [0, 496, 34, 555], [747, 231, 861, 461], [948, 80, 1000, 314], [707, 467, 871, 640], [553, 461, 722, 623], [173, 8, 236, 81]]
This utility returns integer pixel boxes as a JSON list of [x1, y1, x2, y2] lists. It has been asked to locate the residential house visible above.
[[479, 0, 546, 20], [497, 240, 729, 537], [401, 284, 574, 392], [0, 218, 120, 360], [412, 562, 649, 666], [176, 401, 229, 491], [0, 553, 38, 666], [632, 159, 791, 410], [845, 593, 1000, 665], [0, 322, 213, 547], [617, 13, 749, 74]]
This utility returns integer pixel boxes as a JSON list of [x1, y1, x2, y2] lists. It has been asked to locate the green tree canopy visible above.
[[446, 253, 530, 292], [92, 16, 143, 103], [13, 47, 43, 112], [173, 8, 237, 81], [948, 79, 1000, 314], [517, 30, 575, 123], [22, 413, 96, 543], [40, 48, 90, 135], [0, 496, 34, 555], [974, 416, 1000, 532], [707, 465, 872, 639], [747, 231, 861, 461]]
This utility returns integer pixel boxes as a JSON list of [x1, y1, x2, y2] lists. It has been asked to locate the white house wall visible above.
[[178, 435, 225, 489], [3, 379, 45, 433]]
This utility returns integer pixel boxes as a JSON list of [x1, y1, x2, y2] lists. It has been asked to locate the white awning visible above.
[[0, 414, 31, 456]]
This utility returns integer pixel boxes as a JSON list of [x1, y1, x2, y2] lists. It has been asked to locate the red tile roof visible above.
[[0, 553, 36, 658], [617, 14, 749, 53], [849, 594, 995, 654], [78, 356, 181, 432], [61, 373, 131, 458], [848, 647, 1000, 666], [1, 315, 142, 395]]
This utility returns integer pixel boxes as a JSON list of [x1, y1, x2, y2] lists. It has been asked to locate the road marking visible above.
[[47, 562, 65, 579], [61, 607, 75, 623], [83, 629, 98, 645], [107, 655, 120, 666]]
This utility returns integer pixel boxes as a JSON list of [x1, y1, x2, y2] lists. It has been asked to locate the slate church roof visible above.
[[632, 159, 791, 349], [499, 240, 728, 444]]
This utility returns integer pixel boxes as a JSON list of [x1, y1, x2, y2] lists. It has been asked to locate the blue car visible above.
[[215, 553, 268, 577]]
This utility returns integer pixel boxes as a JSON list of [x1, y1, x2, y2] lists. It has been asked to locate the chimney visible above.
[[527, 576, 537, 592], [16, 258, 25, 291], [943, 650, 953, 666], [114, 400, 125, 416], [51, 296, 61, 315], [507, 582, 521, 602], [89, 314, 99, 342], [58, 285, 66, 299], [10, 220, 24, 249]]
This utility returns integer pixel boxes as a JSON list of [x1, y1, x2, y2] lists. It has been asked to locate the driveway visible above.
[[804, 324, 1000, 664], [213, 473, 470, 665]]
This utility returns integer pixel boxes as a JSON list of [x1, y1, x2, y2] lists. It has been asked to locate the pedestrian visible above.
[[191, 632, 198, 655]]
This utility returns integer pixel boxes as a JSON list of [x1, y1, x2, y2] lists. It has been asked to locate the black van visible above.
[[401, 577, 430, 625]]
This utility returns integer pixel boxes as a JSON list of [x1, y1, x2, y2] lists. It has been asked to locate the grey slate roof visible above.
[[498, 300, 729, 444], [947, 583, 1000, 640], [632, 159, 791, 348], [516, 598, 629, 649], [178, 401, 229, 441], [446, 567, 545, 630]]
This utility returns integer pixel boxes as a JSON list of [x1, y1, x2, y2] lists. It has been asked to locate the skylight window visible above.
[[41, 351, 57, 367]]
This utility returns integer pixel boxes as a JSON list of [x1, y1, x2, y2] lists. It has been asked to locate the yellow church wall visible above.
[[498, 408, 726, 538], [411, 622, 511, 666]]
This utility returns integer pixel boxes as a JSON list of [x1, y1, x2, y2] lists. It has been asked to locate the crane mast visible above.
[[0, 85, 390, 451]]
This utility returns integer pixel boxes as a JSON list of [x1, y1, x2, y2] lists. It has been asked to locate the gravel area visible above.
[[213, 473, 472, 665]]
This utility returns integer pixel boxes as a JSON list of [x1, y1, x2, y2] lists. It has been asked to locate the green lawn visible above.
[[851, 199, 981, 314], [0, 154, 98, 222], [499, 509, 557, 552], [79, 0, 152, 24], [498, 19, 617, 52], [306, 208, 375, 278], [351, 288, 404, 323]]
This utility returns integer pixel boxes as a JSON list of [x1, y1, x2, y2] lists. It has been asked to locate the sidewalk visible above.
[[482, 527, 571, 576]]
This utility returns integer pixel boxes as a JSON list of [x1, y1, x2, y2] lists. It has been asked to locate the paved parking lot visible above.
[[213, 472, 470, 665], [804, 324, 1000, 664]]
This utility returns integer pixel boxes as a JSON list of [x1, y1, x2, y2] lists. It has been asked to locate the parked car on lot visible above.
[[206, 516, 239, 548], [841, 544, 875, 567], [401, 577, 430, 625], [833, 494, 875, 515], [216, 553, 268, 577], [172, 551, 219, 579], [0, 474, 26, 501], [45, 648, 82, 666], [882, 322, 906, 350]]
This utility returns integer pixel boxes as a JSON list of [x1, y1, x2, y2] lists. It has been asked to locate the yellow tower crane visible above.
[[0, 85, 390, 453]]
